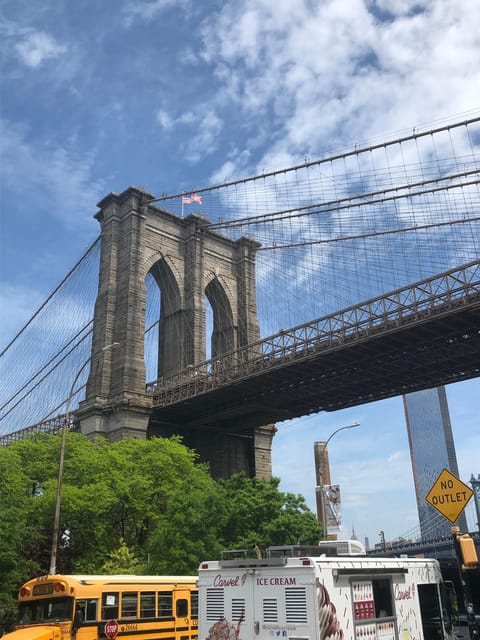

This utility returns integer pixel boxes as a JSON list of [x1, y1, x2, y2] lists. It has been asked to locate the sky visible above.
[[1, 0, 479, 547]]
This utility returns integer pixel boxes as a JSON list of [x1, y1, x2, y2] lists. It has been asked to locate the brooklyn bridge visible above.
[[1, 117, 479, 484]]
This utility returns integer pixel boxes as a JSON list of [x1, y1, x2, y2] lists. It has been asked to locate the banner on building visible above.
[[324, 484, 342, 534]]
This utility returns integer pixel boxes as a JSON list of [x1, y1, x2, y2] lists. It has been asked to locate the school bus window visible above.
[[191, 591, 199, 618], [140, 592, 155, 618], [102, 592, 119, 620], [86, 598, 98, 621], [158, 592, 173, 618], [177, 598, 188, 617], [75, 598, 98, 622], [121, 592, 138, 618], [20, 597, 73, 624]]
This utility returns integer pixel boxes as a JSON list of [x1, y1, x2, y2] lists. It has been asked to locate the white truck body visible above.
[[198, 551, 454, 640]]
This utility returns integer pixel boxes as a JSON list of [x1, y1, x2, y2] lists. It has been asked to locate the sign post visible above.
[[425, 469, 478, 640]]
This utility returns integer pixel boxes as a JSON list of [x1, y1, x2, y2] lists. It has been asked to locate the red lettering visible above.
[[213, 574, 241, 587], [254, 576, 298, 586], [272, 577, 295, 585], [395, 584, 412, 600]]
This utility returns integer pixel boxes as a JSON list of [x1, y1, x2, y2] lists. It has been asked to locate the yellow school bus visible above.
[[3, 574, 198, 640]]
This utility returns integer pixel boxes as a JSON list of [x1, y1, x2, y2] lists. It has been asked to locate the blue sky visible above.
[[1, 0, 479, 546]]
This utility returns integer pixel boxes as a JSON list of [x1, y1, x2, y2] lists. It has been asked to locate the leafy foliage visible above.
[[101, 538, 143, 574], [0, 432, 320, 630], [218, 475, 321, 550]]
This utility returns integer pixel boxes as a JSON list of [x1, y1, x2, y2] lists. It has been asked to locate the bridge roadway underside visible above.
[[149, 304, 480, 435]]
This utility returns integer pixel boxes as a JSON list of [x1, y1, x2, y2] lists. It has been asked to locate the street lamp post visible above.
[[314, 422, 360, 540], [49, 342, 119, 575]]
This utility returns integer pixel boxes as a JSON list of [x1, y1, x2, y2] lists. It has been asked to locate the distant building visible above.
[[403, 386, 468, 541]]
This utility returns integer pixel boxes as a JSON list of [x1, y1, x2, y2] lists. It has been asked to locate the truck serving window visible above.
[[352, 579, 393, 621], [373, 579, 393, 618]]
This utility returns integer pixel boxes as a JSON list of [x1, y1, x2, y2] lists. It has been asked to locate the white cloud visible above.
[[182, 110, 223, 163], [157, 109, 174, 131], [209, 149, 251, 184], [156, 108, 198, 132], [0, 118, 105, 227], [123, 0, 189, 27], [15, 30, 67, 68], [197, 0, 480, 178]]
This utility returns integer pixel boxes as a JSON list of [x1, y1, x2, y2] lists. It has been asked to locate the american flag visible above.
[[182, 193, 203, 205]]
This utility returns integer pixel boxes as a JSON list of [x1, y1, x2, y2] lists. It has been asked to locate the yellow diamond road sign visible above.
[[425, 468, 473, 523]]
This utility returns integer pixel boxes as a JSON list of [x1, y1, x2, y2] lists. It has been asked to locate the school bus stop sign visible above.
[[104, 620, 119, 639], [425, 468, 473, 523]]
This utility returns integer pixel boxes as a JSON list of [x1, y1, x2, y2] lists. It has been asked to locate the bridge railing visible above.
[[147, 259, 480, 406], [2, 260, 478, 440], [0, 414, 75, 446]]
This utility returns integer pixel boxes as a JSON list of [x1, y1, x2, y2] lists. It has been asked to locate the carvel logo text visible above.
[[213, 574, 248, 587], [395, 584, 415, 600]]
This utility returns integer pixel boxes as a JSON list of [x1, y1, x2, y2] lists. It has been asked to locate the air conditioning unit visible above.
[[317, 540, 366, 556]]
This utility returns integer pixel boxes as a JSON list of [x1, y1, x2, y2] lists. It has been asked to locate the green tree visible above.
[[218, 474, 322, 553], [101, 538, 143, 574], [0, 432, 321, 619], [146, 468, 225, 574], [0, 442, 43, 631]]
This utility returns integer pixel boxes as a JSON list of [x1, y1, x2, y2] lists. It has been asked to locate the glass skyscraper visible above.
[[403, 386, 468, 541]]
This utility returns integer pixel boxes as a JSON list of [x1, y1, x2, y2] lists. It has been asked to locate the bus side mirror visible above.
[[72, 609, 83, 633]]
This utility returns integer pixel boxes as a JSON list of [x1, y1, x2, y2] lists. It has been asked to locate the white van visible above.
[[198, 546, 456, 640]]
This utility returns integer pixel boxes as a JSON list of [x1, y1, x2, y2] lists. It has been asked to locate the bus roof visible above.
[[31, 575, 197, 584]]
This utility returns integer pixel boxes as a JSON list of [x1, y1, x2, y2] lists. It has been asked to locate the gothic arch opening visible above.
[[205, 277, 235, 358], [145, 258, 184, 381]]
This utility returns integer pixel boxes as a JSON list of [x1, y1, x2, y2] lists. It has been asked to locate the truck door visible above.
[[251, 566, 312, 640], [417, 584, 444, 640], [202, 570, 255, 639]]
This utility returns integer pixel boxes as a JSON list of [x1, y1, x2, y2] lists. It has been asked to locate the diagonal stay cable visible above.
[[207, 169, 480, 230], [0, 328, 93, 422], [147, 117, 480, 203], [257, 216, 480, 251], [0, 236, 100, 358]]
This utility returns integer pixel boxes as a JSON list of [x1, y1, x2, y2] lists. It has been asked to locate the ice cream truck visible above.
[[198, 545, 456, 640]]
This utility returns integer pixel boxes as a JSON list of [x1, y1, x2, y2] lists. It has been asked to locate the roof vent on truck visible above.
[[267, 545, 336, 558], [267, 541, 366, 558], [219, 549, 287, 568], [318, 540, 366, 556]]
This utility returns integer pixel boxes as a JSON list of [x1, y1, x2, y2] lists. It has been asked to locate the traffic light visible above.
[[458, 534, 478, 568]]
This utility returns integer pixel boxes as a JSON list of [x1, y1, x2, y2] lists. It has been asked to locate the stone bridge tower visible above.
[[77, 186, 275, 479]]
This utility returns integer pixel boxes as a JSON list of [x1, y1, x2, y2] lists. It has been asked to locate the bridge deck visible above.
[[149, 263, 480, 432]]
